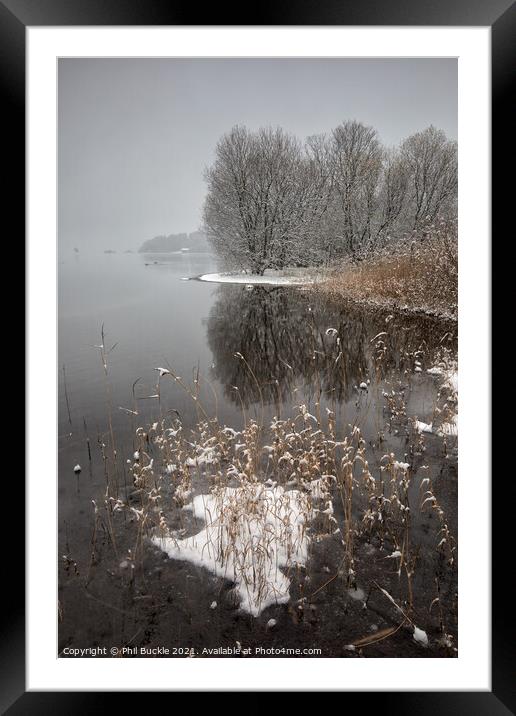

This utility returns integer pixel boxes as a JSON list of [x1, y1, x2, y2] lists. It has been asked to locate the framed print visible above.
[[3, 0, 511, 708]]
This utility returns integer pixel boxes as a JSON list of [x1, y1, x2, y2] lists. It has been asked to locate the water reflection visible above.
[[206, 285, 456, 408]]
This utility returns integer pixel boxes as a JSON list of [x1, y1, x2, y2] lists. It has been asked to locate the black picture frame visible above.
[[4, 0, 511, 709]]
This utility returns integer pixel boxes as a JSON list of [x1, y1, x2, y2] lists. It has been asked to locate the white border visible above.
[[27, 27, 490, 691]]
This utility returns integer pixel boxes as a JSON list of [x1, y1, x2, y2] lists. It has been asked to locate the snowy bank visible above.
[[196, 271, 315, 286]]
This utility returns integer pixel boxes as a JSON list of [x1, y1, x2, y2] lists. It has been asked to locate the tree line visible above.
[[139, 231, 209, 253], [203, 121, 457, 274]]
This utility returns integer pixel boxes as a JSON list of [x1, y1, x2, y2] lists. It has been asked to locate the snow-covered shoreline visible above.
[[193, 271, 316, 286], [189, 272, 457, 321]]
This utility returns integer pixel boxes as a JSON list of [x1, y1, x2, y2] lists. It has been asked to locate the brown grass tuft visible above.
[[316, 222, 458, 319]]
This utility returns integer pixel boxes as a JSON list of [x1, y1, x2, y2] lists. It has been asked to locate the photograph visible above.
[[57, 57, 459, 660]]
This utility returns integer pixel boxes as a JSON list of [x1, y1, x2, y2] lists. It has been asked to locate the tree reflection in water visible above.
[[206, 285, 456, 410]]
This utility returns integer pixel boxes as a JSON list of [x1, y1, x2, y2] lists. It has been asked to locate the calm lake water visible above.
[[59, 250, 453, 438], [58, 251, 457, 656]]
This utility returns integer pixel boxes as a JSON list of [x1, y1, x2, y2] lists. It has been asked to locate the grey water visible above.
[[59, 249, 453, 456]]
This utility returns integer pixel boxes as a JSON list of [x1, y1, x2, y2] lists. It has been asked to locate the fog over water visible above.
[[58, 58, 457, 253]]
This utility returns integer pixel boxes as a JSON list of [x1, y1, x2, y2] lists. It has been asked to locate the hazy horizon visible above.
[[58, 58, 457, 252]]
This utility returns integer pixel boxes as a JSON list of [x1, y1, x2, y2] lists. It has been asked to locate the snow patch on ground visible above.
[[152, 484, 313, 616], [197, 272, 315, 286]]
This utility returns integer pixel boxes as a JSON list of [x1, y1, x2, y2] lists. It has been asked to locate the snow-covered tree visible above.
[[204, 126, 321, 274], [328, 120, 383, 258], [203, 122, 457, 271], [400, 126, 457, 230]]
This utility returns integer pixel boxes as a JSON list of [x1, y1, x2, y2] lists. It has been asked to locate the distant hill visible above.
[[139, 231, 210, 253]]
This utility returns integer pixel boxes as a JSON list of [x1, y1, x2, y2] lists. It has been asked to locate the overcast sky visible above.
[[58, 58, 457, 251]]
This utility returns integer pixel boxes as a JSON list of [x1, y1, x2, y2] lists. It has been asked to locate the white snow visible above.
[[386, 550, 402, 559], [197, 272, 314, 286], [413, 626, 429, 647], [304, 476, 334, 500], [426, 366, 443, 376], [210, 601, 217, 610], [437, 414, 458, 437], [415, 421, 433, 434], [185, 446, 219, 467], [416, 415, 458, 437], [152, 484, 313, 616], [347, 587, 366, 601], [445, 371, 458, 392], [154, 367, 170, 377]]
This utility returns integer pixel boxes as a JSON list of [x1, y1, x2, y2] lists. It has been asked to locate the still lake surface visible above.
[[59, 250, 451, 441], [58, 251, 457, 655]]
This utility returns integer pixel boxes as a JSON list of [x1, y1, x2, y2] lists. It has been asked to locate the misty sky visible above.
[[58, 58, 457, 252]]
